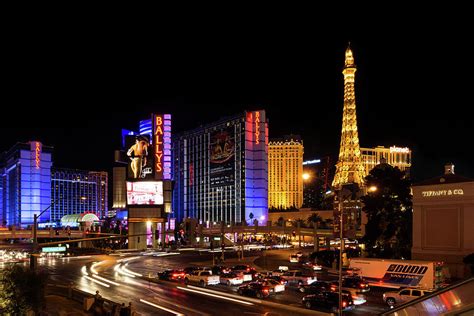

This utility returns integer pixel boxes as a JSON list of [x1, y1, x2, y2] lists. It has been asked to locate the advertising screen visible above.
[[209, 127, 235, 187], [126, 181, 163, 205], [125, 135, 154, 180]]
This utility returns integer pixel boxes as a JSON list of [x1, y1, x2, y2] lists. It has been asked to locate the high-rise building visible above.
[[332, 44, 366, 237], [51, 168, 108, 223], [173, 110, 268, 225], [0, 141, 109, 228], [0, 141, 53, 228], [361, 146, 411, 176], [268, 135, 303, 209]]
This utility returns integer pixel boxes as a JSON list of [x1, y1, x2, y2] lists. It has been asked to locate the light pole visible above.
[[338, 189, 343, 316], [31, 202, 54, 270]]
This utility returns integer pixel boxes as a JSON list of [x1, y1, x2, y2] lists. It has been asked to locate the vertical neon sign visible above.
[[35, 142, 41, 169], [153, 114, 172, 180], [255, 111, 260, 144]]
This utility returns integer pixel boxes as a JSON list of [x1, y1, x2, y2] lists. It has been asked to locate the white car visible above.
[[383, 288, 434, 307], [220, 273, 244, 286], [289, 254, 299, 263]]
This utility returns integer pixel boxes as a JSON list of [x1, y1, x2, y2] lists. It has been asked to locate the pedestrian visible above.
[[119, 303, 127, 316]]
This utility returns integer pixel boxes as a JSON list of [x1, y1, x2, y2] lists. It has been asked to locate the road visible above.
[[9, 246, 395, 315], [39, 251, 330, 315]]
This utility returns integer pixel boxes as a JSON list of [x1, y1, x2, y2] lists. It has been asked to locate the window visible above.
[[412, 290, 422, 296], [400, 290, 410, 296]]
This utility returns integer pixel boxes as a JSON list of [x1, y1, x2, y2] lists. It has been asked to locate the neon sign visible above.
[[255, 111, 260, 144], [153, 114, 172, 180], [390, 146, 410, 153], [35, 142, 41, 169]]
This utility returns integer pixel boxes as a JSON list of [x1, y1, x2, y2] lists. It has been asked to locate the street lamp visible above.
[[302, 173, 311, 181], [368, 185, 377, 193], [31, 202, 54, 270]]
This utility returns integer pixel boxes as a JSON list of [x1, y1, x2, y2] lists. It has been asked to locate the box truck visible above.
[[349, 258, 445, 289]]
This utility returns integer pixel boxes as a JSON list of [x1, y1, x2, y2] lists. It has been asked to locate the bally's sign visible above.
[[422, 189, 464, 197]]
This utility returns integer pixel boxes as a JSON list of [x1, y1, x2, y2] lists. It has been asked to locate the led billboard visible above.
[[125, 135, 154, 180], [210, 127, 235, 187], [126, 181, 164, 205]]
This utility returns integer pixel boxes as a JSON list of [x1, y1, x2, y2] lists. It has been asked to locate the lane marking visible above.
[[177, 286, 254, 306], [140, 298, 184, 315]]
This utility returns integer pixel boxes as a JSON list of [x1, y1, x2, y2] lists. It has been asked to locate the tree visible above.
[[276, 216, 285, 227], [0, 264, 49, 315], [307, 213, 323, 228], [361, 163, 412, 259]]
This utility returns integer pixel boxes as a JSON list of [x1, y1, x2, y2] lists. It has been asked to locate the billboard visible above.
[[209, 127, 235, 187], [125, 135, 154, 180], [126, 181, 164, 205]]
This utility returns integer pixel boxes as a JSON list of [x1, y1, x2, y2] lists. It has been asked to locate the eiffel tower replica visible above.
[[332, 43, 366, 238]]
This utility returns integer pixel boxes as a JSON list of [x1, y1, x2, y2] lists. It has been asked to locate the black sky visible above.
[[2, 24, 473, 183]]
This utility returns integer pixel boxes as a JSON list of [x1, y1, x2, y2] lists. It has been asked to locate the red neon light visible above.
[[155, 115, 164, 176], [35, 142, 41, 169], [255, 111, 260, 144]]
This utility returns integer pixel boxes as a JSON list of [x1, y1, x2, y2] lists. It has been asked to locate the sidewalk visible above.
[[45, 295, 92, 316]]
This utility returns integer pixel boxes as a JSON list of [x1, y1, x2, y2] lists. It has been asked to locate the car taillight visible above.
[[246, 268, 250, 272], [263, 288, 269, 294], [281, 281, 285, 285], [343, 301, 347, 307]]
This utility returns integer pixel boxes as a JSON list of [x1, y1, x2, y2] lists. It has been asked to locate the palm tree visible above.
[[307, 213, 323, 228], [276, 217, 285, 227]]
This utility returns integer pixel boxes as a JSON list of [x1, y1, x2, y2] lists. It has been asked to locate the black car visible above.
[[157, 269, 185, 281], [299, 281, 334, 293], [302, 290, 354, 312], [237, 282, 272, 299], [211, 265, 231, 275], [342, 276, 370, 292]]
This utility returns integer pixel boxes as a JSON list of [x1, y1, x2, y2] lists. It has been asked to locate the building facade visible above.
[[268, 135, 303, 209], [173, 110, 268, 225], [0, 141, 53, 228], [361, 146, 411, 176], [412, 163, 474, 279], [51, 168, 108, 223]]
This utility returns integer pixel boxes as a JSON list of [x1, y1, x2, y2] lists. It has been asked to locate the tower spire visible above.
[[332, 45, 366, 189]]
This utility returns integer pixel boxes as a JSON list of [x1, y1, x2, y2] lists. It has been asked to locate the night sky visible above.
[[2, 32, 473, 183]]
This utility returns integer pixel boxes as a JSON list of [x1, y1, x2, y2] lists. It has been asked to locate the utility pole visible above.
[[338, 190, 344, 316], [31, 202, 54, 270]]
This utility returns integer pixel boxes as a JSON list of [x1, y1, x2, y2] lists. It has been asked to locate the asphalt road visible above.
[[37, 251, 330, 315], [4, 247, 394, 315]]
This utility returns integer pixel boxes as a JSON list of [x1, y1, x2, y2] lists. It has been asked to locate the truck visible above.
[[349, 258, 446, 290]]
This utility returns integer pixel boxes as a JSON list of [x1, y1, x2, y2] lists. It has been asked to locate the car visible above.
[[262, 275, 288, 286], [211, 265, 231, 275], [299, 281, 334, 293], [342, 266, 361, 276], [281, 270, 317, 286], [302, 261, 323, 271], [383, 288, 434, 307], [258, 279, 285, 294], [328, 285, 367, 305], [156, 269, 185, 281], [219, 273, 244, 286], [237, 282, 273, 299], [289, 254, 300, 263], [341, 276, 370, 292], [302, 290, 354, 313]]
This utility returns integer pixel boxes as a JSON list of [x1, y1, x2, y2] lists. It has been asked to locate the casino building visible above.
[[0, 141, 108, 228], [412, 163, 474, 278], [173, 110, 268, 225], [361, 145, 411, 176]]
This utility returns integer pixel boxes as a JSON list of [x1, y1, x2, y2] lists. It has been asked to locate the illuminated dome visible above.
[[61, 213, 100, 227]]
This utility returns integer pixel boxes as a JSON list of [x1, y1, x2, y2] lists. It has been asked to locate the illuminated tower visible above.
[[332, 44, 366, 189]]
